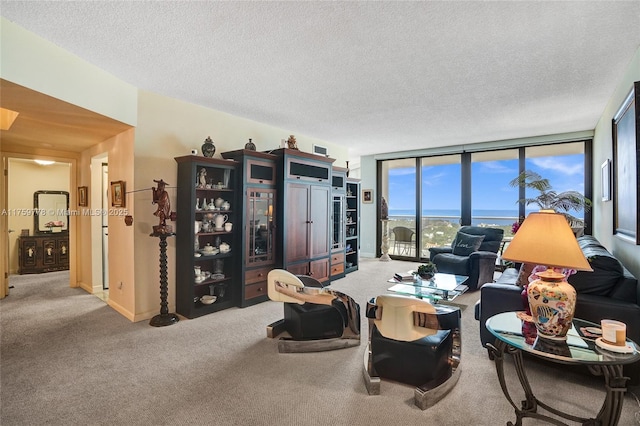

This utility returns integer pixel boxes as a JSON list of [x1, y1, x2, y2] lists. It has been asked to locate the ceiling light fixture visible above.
[[34, 160, 55, 166]]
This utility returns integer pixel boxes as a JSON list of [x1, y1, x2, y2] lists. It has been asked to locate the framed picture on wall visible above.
[[362, 189, 373, 204], [110, 180, 126, 208], [612, 81, 640, 244], [78, 186, 88, 207], [601, 160, 611, 202]]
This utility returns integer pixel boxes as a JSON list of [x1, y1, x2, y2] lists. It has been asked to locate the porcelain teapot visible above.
[[221, 201, 230, 211], [219, 242, 230, 253], [214, 197, 224, 208], [214, 214, 228, 230]]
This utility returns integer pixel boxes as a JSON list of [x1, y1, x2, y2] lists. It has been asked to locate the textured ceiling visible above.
[[2, 1, 640, 160]]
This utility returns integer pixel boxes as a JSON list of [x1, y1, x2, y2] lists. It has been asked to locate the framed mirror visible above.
[[34, 190, 69, 234]]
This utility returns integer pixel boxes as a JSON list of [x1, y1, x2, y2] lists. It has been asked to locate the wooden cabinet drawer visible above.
[[331, 263, 345, 276], [245, 267, 272, 285], [331, 252, 345, 265], [245, 282, 268, 300]]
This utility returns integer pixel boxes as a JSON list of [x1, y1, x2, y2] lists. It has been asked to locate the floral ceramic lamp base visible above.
[[527, 269, 576, 340]]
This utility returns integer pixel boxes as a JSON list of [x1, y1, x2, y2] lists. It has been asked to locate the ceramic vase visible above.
[[201, 136, 216, 158], [245, 138, 256, 150], [527, 277, 576, 340]]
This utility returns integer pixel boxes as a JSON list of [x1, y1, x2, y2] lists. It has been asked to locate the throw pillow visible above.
[[452, 232, 485, 256]]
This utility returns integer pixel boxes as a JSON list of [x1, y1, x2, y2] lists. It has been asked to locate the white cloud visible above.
[[530, 157, 582, 176]]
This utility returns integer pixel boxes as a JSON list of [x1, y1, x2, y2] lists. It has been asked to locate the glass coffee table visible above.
[[486, 311, 640, 426], [387, 272, 469, 303]]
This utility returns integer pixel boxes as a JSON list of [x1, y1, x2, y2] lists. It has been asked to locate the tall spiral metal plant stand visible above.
[[149, 232, 179, 327]]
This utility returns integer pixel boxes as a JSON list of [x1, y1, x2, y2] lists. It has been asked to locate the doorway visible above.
[[91, 153, 109, 302], [102, 163, 109, 290], [6, 157, 72, 287]]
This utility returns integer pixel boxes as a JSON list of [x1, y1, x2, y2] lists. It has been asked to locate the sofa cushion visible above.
[[568, 250, 624, 297], [452, 232, 485, 256], [431, 253, 469, 276]]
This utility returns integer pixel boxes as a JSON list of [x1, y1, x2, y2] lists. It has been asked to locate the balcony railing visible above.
[[386, 214, 519, 258]]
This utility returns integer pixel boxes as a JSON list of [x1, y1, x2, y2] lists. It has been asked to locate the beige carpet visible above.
[[1, 259, 639, 425]]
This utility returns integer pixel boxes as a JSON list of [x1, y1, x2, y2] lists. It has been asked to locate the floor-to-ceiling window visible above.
[[471, 149, 519, 236], [421, 155, 461, 256], [378, 140, 591, 261]]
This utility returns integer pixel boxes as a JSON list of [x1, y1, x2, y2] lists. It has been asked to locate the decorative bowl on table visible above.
[[200, 295, 217, 305]]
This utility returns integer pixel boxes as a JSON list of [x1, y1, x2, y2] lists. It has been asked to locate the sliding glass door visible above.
[[381, 159, 417, 257]]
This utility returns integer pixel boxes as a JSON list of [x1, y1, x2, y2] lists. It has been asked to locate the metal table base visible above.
[[488, 339, 629, 426]]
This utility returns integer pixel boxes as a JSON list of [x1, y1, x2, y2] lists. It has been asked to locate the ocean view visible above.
[[388, 209, 523, 225]]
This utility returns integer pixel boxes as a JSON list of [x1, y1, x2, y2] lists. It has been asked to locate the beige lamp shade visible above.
[[502, 211, 592, 272]]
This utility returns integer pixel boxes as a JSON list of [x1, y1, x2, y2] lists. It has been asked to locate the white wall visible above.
[[0, 18, 137, 126], [592, 45, 640, 280]]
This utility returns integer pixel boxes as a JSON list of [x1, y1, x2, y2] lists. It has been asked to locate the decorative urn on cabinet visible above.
[[244, 138, 256, 150], [201, 136, 216, 158]]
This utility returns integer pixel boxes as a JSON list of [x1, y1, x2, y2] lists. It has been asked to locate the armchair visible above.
[[363, 294, 461, 409], [428, 226, 504, 290], [266, 269, 361, 353]]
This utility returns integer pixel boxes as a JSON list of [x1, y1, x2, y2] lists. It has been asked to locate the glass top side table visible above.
[[388, 273, 469, 303], [486, 311, 640, 426]]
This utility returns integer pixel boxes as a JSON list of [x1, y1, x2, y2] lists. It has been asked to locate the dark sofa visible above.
[[475, 235, 640, 383]]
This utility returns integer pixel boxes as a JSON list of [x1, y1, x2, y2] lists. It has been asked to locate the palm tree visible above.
[[509, 170, 592, 228]]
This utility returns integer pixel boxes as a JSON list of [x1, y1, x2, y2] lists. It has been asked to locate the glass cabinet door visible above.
[[332, 194, 345, 250], [247, 188, 276, 265]]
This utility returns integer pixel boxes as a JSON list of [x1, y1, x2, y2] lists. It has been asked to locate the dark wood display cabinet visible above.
[[330, 167, 347, 280], [221, 150, 277, 307], [273, 148, 334, 284], [174, 155, 240, 318], [345, 178, 360, 274], [18, 234, 69, 274]]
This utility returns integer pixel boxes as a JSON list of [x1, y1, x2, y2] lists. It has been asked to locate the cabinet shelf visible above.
[[192, 299, 235, 315], [194, 251, 233, 260], [195, 209, 234, 214], [196, 231, 233, 236], [194, 276, 232, 287], [195, 188, 233, 192]]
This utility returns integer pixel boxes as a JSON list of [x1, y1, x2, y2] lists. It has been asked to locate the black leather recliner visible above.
[[266, 269, 361, 352], [428, 226, 504, 291], [363, 294, 461, 409]]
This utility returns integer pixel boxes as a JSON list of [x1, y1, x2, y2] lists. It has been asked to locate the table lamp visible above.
[[502, 211, 592, 340]]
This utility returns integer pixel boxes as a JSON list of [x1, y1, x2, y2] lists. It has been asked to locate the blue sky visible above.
[[387, 154, 585, 213]]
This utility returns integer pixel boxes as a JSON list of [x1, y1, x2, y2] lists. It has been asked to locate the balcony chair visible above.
[[428, 226, 504, 291], [266, 269, 361, 353], [363, 294, 461, 409], [392, 226, 415, 256]]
